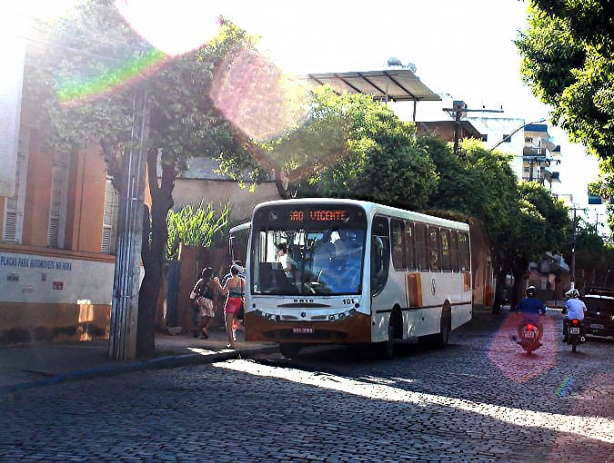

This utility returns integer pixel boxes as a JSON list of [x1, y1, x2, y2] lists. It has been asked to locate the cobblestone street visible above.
[[1, 310, 612, 462]]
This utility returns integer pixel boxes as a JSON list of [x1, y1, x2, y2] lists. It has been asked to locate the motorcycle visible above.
[[516, 322, 542, 355], [565, 318, 586, 353]]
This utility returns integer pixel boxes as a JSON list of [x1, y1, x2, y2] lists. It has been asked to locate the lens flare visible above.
[[115, 0, 224, 57], [549, 374, 614, 460], [210, 46, 310, 142], [487, 315, 557, 383], [57, 49, 167, 106], [557, 376, 574, 397]]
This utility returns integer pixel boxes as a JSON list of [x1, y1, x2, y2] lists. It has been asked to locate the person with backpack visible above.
[[190, 267, 222, 339]]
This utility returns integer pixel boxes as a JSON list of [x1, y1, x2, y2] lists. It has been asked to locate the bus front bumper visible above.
[[244, 312, 372, 344]]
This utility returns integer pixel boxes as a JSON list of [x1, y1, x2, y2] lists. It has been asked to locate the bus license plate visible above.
[[524, 331, 535, 338], [569, 327, 580, 334], [293, 327, 313, 334], [590, 323, 604, 329]]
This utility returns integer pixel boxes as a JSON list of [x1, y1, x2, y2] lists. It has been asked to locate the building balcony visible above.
[[523, 147, 548, 158]]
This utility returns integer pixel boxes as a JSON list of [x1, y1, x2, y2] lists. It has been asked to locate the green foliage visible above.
[[564, 220, 614, 287], [23, 1, 254, 173], [516, 1, 614, 159], [518, 181, 570, 254], [166, 202, 231, 260], [304, 88, 438, 209], [425, 137, 521, 265]]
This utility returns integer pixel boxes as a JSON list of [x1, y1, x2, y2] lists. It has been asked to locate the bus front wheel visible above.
[[279, 343, 301, 359], [377, 322, 395, 360]]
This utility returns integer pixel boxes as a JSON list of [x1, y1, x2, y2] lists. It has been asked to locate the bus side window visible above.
[[391, 218, 406, 270], [459, 232, 470, 271], [371, 216, 390, 295], [429, 226, 441, 272], [406, 221, 416, 270], [441, 229, 451, 272], [450, 231, 460, 271], [415, 223, 428, 271]]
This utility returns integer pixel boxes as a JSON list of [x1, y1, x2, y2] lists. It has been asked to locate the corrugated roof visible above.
[[305, 69, 441, 102]]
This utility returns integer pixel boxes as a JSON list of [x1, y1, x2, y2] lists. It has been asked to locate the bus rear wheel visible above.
[[279, 343, 302, 359], [433, 306, 451, 349], [420, 306, 451, 349]]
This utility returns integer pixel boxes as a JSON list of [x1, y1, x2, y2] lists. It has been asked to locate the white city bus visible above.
[[237, 198, 472, 358]]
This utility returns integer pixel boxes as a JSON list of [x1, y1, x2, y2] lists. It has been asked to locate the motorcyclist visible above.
[[513, 286, 546, 345], [561, 288, 587, 342]]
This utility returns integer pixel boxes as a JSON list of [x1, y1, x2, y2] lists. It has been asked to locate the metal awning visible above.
[[305, 69, 441, 103]]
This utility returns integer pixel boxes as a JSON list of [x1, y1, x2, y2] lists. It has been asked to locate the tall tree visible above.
[[506, 181, 570, 303], [565, 219, 614, 288], [303, 88, 438, 209], [423, 137, 522, 310], [23, 0, 254, 356], [516, 1, 614, 160]]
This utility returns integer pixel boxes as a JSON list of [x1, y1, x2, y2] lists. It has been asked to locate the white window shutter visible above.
[[2, 128, 29, 244], [101, 177, 118, 254], [47, 154, 68, 248]]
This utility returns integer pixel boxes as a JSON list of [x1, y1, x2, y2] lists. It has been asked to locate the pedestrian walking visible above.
[[220, 264, 245, 349], [190, 267, 222, 339]]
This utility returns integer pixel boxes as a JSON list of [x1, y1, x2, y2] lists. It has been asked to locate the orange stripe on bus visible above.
[[407, 272, 422, 308]]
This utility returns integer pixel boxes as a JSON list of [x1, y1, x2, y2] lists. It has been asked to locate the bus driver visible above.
[[276, 242, 296, 280]]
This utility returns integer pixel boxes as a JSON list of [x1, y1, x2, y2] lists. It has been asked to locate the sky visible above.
[[23, 0, 606, 226], [223, 1, 600, 205], [225, 0, 606, 229]]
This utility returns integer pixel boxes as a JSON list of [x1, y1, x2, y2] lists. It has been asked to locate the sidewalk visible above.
[[0, 309, 533, 395], [0, 327, 278, 395]]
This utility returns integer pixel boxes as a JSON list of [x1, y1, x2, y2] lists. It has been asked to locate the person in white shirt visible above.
[[276, 242, 296, 279], [562, 289, 587, 342]]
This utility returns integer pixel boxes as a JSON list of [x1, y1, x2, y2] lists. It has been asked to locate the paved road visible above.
[[1, 310, 612, 462]]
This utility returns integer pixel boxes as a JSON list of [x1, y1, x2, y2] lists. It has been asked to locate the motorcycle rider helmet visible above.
[[526, 286, 537, 297], [565, 289, 580, 299]]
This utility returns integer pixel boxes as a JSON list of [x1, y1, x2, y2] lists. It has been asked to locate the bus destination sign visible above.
[[289, 209, 348, 222]]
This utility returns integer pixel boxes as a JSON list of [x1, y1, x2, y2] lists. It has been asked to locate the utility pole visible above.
[[109, 88, 150, 361], [570, 205, 587, 291], [443, 101, 504, 155]]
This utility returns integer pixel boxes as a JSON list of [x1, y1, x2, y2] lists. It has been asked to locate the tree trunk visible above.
[[492, 271, 507, 314], [136, 149, 175, 358], [511, 264, 528, 310]]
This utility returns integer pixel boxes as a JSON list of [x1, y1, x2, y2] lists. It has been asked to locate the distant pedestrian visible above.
[[220, 264, 245, 349], [190, 267, 222, 339], [222, 261, 246, 333]]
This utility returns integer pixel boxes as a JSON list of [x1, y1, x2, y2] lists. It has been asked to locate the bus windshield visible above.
[[251, 204, 367, 296]]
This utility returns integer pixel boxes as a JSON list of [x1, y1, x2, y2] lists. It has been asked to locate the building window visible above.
[[2, 128, 30, 244], [47, 153, 69, 248], [102, 177, 119, 254]]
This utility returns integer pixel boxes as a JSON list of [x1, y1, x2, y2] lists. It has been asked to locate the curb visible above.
[[0, 345, 279, 395]]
